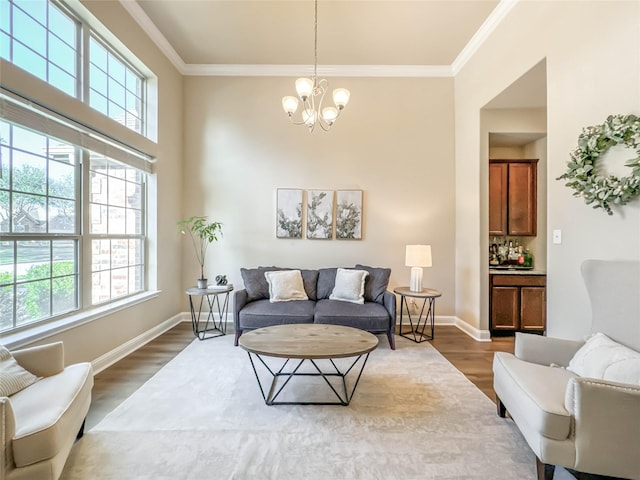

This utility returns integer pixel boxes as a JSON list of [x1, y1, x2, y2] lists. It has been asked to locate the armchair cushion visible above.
[[568, 332, 640, 385], [0, 345, 39, 397], [355, 264, 391, 304], [493, 352, 576, 440]]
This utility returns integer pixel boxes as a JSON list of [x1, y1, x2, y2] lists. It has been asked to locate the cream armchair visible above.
[[493, 260, 640, 480], [1, 342, 93, 480]]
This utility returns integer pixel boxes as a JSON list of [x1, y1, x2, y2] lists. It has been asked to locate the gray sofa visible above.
[[234, 265, 396, 349]]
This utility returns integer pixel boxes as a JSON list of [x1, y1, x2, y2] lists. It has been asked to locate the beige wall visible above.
[[10, 1, 185, 364], [455, 0, 640, 337], [182, 76, 457, 315]]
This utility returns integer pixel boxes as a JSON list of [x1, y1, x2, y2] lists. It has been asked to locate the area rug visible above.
[[61, 333, 571, 480]]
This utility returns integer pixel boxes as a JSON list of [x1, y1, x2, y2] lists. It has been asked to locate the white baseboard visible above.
[[451, 317, 492, 342], [91, 312, 188, 374]]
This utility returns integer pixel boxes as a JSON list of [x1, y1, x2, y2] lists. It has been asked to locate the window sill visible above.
[[1, 290, 161, 350]]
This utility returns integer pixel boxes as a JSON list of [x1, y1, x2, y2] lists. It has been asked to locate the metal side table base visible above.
[[186, 286, 233, 340]]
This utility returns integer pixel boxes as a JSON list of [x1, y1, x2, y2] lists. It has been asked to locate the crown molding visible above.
[[183, 64, 453, 78], [451, 0, 519, 75], [121, 0, 517, 79], [119, 0, 187, 74]]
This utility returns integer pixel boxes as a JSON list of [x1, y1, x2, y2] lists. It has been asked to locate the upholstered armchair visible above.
[[493, 260, 640, 480]]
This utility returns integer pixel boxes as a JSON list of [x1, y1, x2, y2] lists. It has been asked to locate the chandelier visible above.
[[281, 0, 350, 132]]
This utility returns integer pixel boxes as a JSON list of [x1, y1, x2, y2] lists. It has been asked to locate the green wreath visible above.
[[557, 114, 640, 215]]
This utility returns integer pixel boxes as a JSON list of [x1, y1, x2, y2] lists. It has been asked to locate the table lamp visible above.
[[405, 245, 432, 292]]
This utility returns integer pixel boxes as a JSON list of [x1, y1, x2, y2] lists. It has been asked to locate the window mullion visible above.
[[80, 149, 91, 309]]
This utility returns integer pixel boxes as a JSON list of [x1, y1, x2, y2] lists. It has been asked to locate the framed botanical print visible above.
[[276, 188, 303, 238], [335, 190, 363, 239], [306, 190, 333, 239]]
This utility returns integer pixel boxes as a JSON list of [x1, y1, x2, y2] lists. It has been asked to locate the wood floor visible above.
[[87, 323, 513, 429]]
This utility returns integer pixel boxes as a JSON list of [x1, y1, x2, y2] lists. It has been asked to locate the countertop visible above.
[[489, 268, 546, 275]]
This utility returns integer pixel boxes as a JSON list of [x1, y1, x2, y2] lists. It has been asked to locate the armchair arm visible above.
[[234, 289, 248, 331], [564, 377, 640, 479], [1, 397, 16, 477], [383, 291, 396, 322], [11, 342, 64, 378], [514, 333, 583, 367]]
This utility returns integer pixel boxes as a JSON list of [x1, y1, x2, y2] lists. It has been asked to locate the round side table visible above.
[[393, 287, 442, 343], [185, 285, 233, 340]]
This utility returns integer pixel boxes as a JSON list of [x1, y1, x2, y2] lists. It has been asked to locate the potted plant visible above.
[[177, 216, 223, 289]]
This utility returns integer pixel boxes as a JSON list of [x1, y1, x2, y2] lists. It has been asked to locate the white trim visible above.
[[121, 0, 516, 78], [184, 64, 453, 78], [2, 291, 161, 350], [91, 312, 186, 374], [118, 0, 187, 74], [451, 0, 519, 75], [452, 317, 492, 342]]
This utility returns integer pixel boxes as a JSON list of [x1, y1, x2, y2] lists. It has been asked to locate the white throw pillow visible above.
[[329, 268, 369, 304], [567, 332, 640, 385], [264, 270, 308, 303], [0, 345, 39, 396]]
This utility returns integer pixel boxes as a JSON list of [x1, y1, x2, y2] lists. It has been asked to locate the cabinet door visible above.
[[489, 163, 508, 236], [520, 286, 546, 331], [508, 163, 537, 236], [491, 286, 519, 330]]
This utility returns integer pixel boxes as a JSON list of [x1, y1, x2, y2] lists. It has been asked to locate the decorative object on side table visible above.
[[177, 215, 223, 289], [405, 245, 432, 292], [557, 114, 640, 215]]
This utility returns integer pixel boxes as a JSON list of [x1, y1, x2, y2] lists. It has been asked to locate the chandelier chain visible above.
[[313, 0, 318, 80]]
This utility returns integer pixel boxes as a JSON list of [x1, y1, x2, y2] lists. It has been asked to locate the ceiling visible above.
[[129, 0, 503, 71]]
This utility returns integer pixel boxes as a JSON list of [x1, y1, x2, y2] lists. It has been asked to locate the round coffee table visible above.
[[239, 324, 378, 405]]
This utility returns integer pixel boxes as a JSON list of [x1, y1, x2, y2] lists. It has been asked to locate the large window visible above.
[[0, 0, 78, 97], [0, 121, 80, 330], [0, 122, 147, 332], [89, 36, 144, 134], [89, 155, 145, 304], [0, 0, 146, 135]]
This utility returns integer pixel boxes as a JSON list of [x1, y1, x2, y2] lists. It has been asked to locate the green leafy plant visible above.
[[177, 216, 223, 280]]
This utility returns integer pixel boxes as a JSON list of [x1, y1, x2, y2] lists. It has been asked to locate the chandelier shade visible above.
[[282, 0, 350, 132]]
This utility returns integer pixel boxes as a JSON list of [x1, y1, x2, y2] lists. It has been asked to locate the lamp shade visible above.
[[405, 245, 432, 267]]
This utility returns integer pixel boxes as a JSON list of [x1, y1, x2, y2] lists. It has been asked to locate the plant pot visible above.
[[197, 278, 208, 289]]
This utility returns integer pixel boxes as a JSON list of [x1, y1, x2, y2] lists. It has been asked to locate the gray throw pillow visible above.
[[317, 268, 338, 299], [241, 267, 277, 301], [355, 264, 391, 304]]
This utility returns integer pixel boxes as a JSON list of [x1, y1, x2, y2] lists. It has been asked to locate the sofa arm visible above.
[[234, 289, 249, 331], [564, 377, 640, 478], [12, 342, 64, 378], [514, 333, 583, 367], [382, 290, 396, 320], [1, 397, 16, 476]]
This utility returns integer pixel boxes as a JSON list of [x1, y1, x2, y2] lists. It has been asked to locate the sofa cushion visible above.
[[355, 264, 391, 304], [240, 267, 275, 301], [265, 270, 308, 302], [242, 267, 319, 301], [314, 299, 391, 331], [0, 345, 39, 397], [11, 362, 93, 467], [238, 299, 315, 329], [317, 268, 338, 300], [493, 352, 575, 441], [568, 332, 640, 385], [330, 268, 368, 304]]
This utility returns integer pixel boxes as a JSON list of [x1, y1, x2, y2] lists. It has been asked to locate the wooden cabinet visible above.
[[489, 160, 537, 236], [490, 274, 546, 334]]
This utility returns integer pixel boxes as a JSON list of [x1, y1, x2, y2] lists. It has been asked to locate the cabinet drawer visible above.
[[491, 275, 546, 287]]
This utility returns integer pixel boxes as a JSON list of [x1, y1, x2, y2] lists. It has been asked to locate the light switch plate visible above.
[[553, 229, 562, 244]]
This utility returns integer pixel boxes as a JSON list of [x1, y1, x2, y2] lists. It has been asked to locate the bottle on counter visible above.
[[524, 249, 534, 268]]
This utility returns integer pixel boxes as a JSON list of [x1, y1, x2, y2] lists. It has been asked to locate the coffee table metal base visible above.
[[246, 352, 371, 406]]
